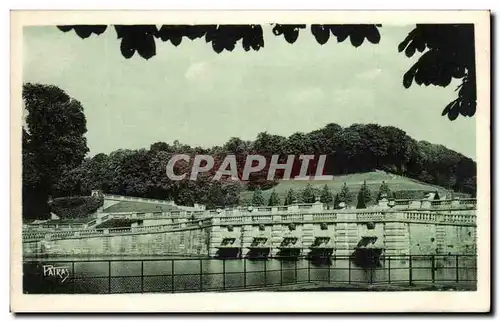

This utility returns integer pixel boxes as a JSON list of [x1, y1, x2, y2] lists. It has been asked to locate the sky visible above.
[[23, 25, 476, 159]]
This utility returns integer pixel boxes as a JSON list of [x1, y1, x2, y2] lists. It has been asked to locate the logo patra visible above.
[[43, 264, 70, 283]]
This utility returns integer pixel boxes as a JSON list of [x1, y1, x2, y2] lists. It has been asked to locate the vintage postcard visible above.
[[10, 10, 491, 313]]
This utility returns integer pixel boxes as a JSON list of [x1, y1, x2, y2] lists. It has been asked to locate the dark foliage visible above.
[[319, 184, 333, 204], [311, 24, 381, 47], [50, 195, 103, 218], [356, 181, 372, 209], [284, 188, 297, 206], [22, 83, 89, 219], [57, 23, 476, 120], [398, 24, 476, 120]]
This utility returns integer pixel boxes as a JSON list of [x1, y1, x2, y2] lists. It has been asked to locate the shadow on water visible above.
[[350, 249, 384, 269], [245, 248, 271, 260], [309, 257, 332, 267]]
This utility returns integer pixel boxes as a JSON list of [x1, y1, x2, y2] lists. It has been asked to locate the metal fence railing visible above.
[[23, 254, 477, 294]]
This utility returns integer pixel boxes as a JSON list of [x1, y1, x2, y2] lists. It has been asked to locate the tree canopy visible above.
[[251, 187, 265, 206], [51, 121, 477, 211], [23, 83, 89, 219], [356, 181, 372, 209], [320, 184, 333, 204], [377, 181, 392, 200], [284, 188, 297, 206], [57, 23, 476, 121], [338, 182, 353, 205], [301, 183, 316, 203], [268, 189, 281, 206]]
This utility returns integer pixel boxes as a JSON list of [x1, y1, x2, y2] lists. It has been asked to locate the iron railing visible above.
[[23, 254, 477, 294]]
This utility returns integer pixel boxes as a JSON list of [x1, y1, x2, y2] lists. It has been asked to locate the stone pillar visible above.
[[335, 207, 358, 256], [270, 214, 282, 256], [240, 208, 256, 257], [270, 224, 283, 257], [409, 200, 421, 209], [208, 215, 221, 257], [383, 220, 410, 256], [301, 213, 314, 256], [240, 223, 253, 257], [311, 201, 323, 211], [378, 198, 389, 209], [435, 225, 447, 254], [421, 199, 432, 209]]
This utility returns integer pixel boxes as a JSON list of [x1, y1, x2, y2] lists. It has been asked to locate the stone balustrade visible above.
[[23, 207, 476, 243], [94, 198, 476, 222], [103, 193, 177, 205], [23, 198, 476, 243], [22, 218, 210, 242]]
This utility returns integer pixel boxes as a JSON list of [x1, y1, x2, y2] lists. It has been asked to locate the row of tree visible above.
[[251, 181, 392, 209], [51, 123, 475, 200], [22, 83, 476, 219]]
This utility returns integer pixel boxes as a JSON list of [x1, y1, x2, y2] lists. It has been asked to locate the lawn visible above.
[[239, 170, 456, 205]]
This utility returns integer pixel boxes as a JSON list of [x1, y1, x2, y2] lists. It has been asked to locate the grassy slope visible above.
[[102, 201, 181, 213], [239, 170, 460, 204]]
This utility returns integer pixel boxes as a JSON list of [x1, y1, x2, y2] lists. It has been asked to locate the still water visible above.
[[23, 255, 477, 293]]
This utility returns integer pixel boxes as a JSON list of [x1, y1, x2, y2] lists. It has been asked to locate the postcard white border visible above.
[[10, 10, 491, 313]]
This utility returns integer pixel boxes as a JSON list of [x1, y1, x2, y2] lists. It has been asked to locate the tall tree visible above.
[[22, 83, 89, 219], [301, 183, 316, 203], [268, 189, 281, 206], [338, 182, 353, 205], [377, 181, 392, 200], [319, 184, 333, 204], [251, 187, 265, 206], [333, 193, 340, 208], [284, 188, 296, 206], [223, 182, 241, 207], [356, 180, 372, 209]]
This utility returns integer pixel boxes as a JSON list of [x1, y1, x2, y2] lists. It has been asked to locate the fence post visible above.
[[307, 259, 311, 283], [171, 260, 175, 293], [388, 256, 391, 284], [431, 255, 435, 283], [223, 259, 226, 290], [200, 259, 203, 291], [409, 255, 413, 286], [455, 255, 459, 283], [280, 260, 283, 286], [243, 259, 247, 289], [108, 261, 112, 294], [328, 260, 331, 283], [348, 258, 351, 284], [72, 261, 76, 294], [294, 260, 298, 283], [264, 259, 267, 287], [141, 261, 144, 293]]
